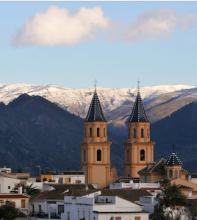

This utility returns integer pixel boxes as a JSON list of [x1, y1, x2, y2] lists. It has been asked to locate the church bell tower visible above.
[[123, 87, 155, 177], [80, 89, 111, 188]]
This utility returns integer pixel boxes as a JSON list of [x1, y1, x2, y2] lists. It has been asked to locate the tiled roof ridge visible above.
[[85, 90, 107, 122], [150, 158, 166, 173], [128, 91, 149, 122], [30, 190, 50, 200], [177, 184, 193, 189]]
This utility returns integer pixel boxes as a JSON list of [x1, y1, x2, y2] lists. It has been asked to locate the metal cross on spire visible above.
[[137, 79, 140, 93], [172, 144, 175, 153], [93, 79, 98, 90]]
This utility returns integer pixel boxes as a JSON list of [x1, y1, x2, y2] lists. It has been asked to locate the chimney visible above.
[[85, 184, 88, 191], [18, 184, 23, 194]]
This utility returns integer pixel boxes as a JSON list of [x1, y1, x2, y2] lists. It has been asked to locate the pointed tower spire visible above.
[[128, 86, 149, 122], [80, 83, 111, 188], [85, 89, 107, 122], [123, 81, 155, 178]]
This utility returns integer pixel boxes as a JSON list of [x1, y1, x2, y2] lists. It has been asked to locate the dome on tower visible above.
[[165, 152, 183, 166]]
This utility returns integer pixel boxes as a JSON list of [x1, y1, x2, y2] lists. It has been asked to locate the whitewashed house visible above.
[[0, 175, 21, 193], [29, 184, 96, 219], [29, 185, 151, 220], [64, 190, 149, 220], [41, 171, 85, 184], [0, 185, 30, 215]]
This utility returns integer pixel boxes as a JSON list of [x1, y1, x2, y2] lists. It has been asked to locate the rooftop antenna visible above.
[[93, 79, 98, 91], [36, 165, 41, 177]]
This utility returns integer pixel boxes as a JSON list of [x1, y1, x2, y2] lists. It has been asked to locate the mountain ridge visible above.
[[0, 83, 197, 135]]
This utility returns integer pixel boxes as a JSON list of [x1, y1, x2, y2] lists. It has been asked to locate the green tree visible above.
[[150, 179, 197, 220], [0, 203, 26, 220]]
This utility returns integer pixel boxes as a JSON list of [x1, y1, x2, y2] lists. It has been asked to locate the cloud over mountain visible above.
[[11, 7, 197, 46], [11, 6, 112, 46]]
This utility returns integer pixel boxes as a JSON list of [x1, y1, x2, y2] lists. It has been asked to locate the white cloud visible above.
[[109, 9, 197, 44], [11, 6, 112, 46], [179, 14, 197, 32], [11, 7, 197, 46]]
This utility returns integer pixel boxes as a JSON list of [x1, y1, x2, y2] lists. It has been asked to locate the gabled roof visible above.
[[177, 184, 193, 190], [49, 184, 95, 191], [138, 158, 166, 174], [128, 92, 149, 122], [85, 90, 107, 122], [101, 189, 151, 202], [165, 152, 183, 166], [30, 184, 96, 201]]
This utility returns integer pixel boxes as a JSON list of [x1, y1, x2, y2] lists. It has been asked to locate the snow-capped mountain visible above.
[[0, 83, 197, 120]]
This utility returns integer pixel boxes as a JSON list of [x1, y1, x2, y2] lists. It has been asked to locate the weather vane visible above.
[[93, 79, 98, 90]]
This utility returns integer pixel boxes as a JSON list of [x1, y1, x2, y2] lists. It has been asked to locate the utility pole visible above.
[[36, 165, 41, 177]]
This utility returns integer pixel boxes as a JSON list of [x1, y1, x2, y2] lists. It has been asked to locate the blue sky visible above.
[[0, 2, 197, 88]]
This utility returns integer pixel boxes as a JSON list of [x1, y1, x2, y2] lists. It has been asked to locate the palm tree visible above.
[[22, 183, 41, 196], [11, 183, 41, 196]]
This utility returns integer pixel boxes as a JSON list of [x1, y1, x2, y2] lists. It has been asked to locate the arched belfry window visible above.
[[128, 129, 130, 138], [147, 128, 149, 137], [140, 149, 145, 161], [169, 170, 173, 178], [175, 170, 178, 178], [84, 128, 86, 137], [127, 149, 129, 162], [97, 149, 101, 161], [134, 128, 136, 138], [90, 128, 92, 137], [179, 170, 181, 178], [84, 150, 86, 162], [104, 128, 105, 137], [141, 128, 144, 138], [97, 128, 100, 137]]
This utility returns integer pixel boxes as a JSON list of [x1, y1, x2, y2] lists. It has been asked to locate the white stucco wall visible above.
[[140, 196, 156, 215], [30, 199, 64, 219], [64, 192, 149, 220], [53, 175, 85, 184], [109, 182, 160, 190], [27, 182, 54, 192], [0, 176, 20, 193]]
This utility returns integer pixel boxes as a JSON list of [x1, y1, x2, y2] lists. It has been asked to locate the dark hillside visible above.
[[0, 94, 124, 176], [151, 101, 197, 171]]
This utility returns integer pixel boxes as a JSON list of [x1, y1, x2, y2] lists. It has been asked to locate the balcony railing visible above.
[[30, 211, 61, 219]]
